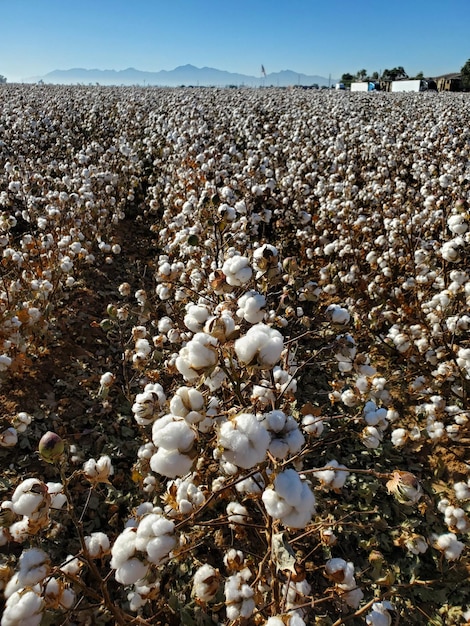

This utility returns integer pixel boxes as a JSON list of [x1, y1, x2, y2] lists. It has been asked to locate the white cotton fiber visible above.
[[115, 558, 149, 585]]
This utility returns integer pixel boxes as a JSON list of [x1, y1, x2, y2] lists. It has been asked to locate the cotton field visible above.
[[0, 84, 469, 625]]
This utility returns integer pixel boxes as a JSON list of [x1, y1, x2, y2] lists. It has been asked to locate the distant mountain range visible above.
[[25, 65, 337, 87]]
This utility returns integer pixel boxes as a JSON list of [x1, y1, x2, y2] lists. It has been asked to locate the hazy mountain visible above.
[[27, 65, 336, 87]]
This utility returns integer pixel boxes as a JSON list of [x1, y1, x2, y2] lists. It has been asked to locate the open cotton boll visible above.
[[170, 387, 205, 424], [152, 415, 196, 452], [227, 502, 249, 526], [316, 460, 349, 490], [184, 304, 211, 333], [84, 532, 111, 558], [366, 601, 395, 626], [83, 455, 114, 484], [218, 413, 270, 469], [204, 312, 237, 342], [222, 255, 252, 286], [447, 213, 468, 235], [110, 527, 138, 570], [2, 589, 44, 626], [11, 478, 50, 519], [44, 578, 75, 610], [146, 532, 177, 564], [326, 304, 350, 325], [46, 483, 67, 510], [150, 447, 195, 478], [176, 332, 218, 381], [251, 383, 276, 408], [235, 323, 283, 369], [132, 383, 166, 426], [253, 243, 279, 278], [237, 290, 266, 324], [15, 548, 50, 588], [262, 469, 316, 528], [264, 410, 305, 460], [115, 558, 149, 586], [302, 414, 324, 437], [434, 532, 465, 560], [192, 563, 220, 602], [224, 570, 255, 620], [165, 475, 205, 516]]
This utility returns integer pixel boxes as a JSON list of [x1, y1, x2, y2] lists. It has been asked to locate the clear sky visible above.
[[1, 0, 469, 82]]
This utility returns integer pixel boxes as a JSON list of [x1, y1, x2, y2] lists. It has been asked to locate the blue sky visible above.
[[1, 0, 469, 82]]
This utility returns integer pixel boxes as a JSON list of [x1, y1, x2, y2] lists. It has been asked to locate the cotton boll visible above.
[[433, 532, 465, 560], [224, 571, 255, 620], [115, 558, 149, 585], [132, 383, 166, 426], [2, 589, 44, 626], [235, 323, 283, 368], [16, 548, 50, 588], [170, 387, 205, 424], [192, 563, 220, 602], [204, 311, 237, 342], [184, 304, 211, 333], [227, 502, 249, 526], [454, 480, 470, 501], [176, 332, 218, 381], [150, 447, 195, 478], [0, 427, 18, 447], [326, 304, 350, 325], [46, 483, 67, 509], [253, 243, 280, 279], [391, 428, 408, 447], [85, 532, 111, 558], [110, 527, 138, 570], [218, 412, 270, 469], [325, 558, 355, 586], [362, 426, 383, 449], [366, 601, 395, 626], [447, 214, 468, 235], [264, 410, 305, 459], [237, 290, 266, 324], [83, 455, 114, 484], [11, 478, 50, 519], [316, 460, 349, 490], [152, 415, 196, 452], [262, 469, 316, 528], [222, 255, 252, 286], [302, 414, 324, 437]]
